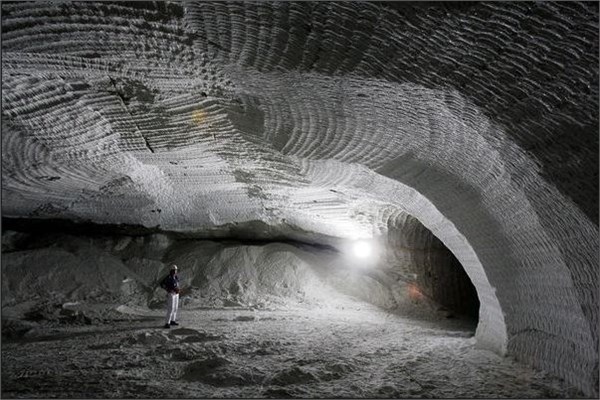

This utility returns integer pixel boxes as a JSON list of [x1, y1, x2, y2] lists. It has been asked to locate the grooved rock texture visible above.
[[1, 1, 598, 396]]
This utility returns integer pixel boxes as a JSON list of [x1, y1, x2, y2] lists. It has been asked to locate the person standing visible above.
[[160, 264, 180, 328]]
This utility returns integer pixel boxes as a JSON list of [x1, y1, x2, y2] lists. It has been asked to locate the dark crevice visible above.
[[141, 134, 155, 153], [1, 217, 339, 253]]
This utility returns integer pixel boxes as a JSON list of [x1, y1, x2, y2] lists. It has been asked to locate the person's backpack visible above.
[[159, 275, 168, 290]]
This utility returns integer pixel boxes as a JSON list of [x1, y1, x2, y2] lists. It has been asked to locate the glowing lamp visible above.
[[352, 240, 372, 259]]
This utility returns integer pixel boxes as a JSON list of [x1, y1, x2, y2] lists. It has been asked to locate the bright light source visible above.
[[352, 240, 372, 259]]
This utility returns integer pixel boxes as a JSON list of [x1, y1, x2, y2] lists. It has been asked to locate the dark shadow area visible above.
[[421, 250, 480, 320], [383, 212, 480, 322], [1, 217, 339, 253]]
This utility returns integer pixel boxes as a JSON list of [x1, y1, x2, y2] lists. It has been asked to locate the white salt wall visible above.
[[1, 1, 598, 395], [1, 231, 401, 312]]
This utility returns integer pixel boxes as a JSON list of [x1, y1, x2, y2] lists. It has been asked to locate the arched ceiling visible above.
[[1, 1, 599, 396], [1, 1, 598, 232]]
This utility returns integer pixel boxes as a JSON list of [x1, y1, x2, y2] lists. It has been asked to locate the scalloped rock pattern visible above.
[[1, 1, 598, 396]]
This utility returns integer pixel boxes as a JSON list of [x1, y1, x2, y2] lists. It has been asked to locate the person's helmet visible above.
[[170, 264, 178, 270]]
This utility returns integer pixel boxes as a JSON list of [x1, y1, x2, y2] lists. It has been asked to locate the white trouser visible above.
[[165, 292, 179, 324]]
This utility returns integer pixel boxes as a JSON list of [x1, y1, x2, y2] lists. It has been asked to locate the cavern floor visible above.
[[1, 299, 583, 399]]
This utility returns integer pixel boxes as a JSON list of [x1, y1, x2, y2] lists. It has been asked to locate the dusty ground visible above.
[[1, 298, 584, 399]]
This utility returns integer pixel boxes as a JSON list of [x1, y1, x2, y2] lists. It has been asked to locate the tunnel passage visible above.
[[1, 215, 478, 323], [331, 207, 485, 322], [1, 1, 598, 397], [384, 213, 480, 320], [2, 224, 583, 399]]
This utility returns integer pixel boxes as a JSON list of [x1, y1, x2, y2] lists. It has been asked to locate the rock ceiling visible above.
[[1, 2, 597, 235], [1, 1, 599, 396]]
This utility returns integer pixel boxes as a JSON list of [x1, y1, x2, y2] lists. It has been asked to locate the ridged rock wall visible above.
[[1, 1, 598, 395]]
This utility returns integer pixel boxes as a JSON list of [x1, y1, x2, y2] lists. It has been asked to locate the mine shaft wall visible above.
[[1, 228, 429, 313], [1, 1, 598, 396], [383, 158, 599, 397]]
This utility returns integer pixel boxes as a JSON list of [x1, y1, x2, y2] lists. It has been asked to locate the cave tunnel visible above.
[[1, 1, 598, 398]]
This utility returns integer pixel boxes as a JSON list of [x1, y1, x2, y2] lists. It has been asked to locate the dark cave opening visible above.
[[418, 250, 480, 320], [385, 215, 480, 322]]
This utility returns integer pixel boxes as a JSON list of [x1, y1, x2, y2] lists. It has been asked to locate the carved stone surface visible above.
[[1, 2, 598, 395]]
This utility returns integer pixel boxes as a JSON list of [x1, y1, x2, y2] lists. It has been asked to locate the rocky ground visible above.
[[1, 297, 584, 399]]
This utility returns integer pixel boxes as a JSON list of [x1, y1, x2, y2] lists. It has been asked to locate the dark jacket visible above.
[[160, 274, 180, 293]]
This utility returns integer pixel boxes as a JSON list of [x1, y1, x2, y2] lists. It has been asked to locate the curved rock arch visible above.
[[1, 1, 597, 396]]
